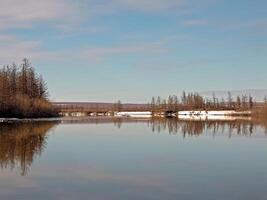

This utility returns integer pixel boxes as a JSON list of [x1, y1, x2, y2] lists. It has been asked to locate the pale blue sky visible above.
[[0, 0, 266, 102]]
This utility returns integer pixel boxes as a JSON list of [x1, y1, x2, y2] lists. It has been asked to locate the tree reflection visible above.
[[0, 122, 57, 176], [148, 118, 265, 138], [61, 116, 267, 137]]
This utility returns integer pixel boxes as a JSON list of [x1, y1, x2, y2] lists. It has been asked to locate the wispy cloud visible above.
[[112, 0, 185, 12], [231, 19, 267, 35], [81, 0, 189, 17], [182, 19, 209, 26], [0, 0, 242, 66], [0, 34, 41, 64], [81, 43, 166, 61], [0, 0, 81, 30], [210, 18, 267, 36], [0, 0, 85, 63], [80, 35, 183, 61], [0, 32, 182, 65]]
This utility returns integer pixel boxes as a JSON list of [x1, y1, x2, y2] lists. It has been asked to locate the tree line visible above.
[[0, 59, 57, 118], [150, 91, 255, 113]]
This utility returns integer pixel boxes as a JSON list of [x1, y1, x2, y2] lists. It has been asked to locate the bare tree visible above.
[[0, 59, 56, 118], [236, 96, 241, 110], [38, 75, 48, 99], [249, 95, 253, 109], [227, 91, 233, 109], [151, 97, 156, 113]]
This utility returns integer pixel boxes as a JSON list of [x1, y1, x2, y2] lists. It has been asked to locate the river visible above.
[[0, 117, 266, 200]]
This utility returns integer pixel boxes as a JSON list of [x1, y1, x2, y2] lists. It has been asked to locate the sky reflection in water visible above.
[[0, 118, 266, 200]]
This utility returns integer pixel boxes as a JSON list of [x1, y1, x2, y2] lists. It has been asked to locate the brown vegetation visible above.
[[0, 59, 58, 118], [55, 92, 264, 115], [150, 92, 255, 113], [252, 103, 267, 126], [0, 121, 57, 175]]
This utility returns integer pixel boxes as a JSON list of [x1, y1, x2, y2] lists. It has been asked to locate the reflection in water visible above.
[[148, 118, 259, 138], [60, 116, 267, 138], [0, 117, 267, 200], [0, 117, 266, 176], [0, 122, 57, 176]]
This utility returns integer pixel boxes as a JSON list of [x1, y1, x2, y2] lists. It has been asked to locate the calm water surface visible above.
[[0, 118, 267, 200]]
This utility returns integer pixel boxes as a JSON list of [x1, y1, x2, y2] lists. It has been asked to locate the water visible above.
[[0, 118, 267, 200]]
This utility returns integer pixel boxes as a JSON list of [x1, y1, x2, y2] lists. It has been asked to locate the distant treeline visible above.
[[56, 93, 267, 114], [150, 92, 258, 112], [0, 59, 57, 118]]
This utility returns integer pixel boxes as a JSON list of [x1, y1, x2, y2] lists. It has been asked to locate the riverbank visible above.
[[0, 118, 61, 123], [0, 108, 262, 124], [115, 110, 252, 118]]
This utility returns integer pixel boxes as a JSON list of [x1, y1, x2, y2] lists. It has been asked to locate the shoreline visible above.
[[0, 118, 61, 123], [0, 114, 254, 124]]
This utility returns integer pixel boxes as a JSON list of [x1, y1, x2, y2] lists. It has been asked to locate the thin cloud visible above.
[[82, 0, 188, 17], [0, 33, 181, 64], [113, 0, 185, 11], [182, 19, 209, 26], [83, 0, 222, 16], [212, 18, 267, 35], [80, 36, 182, 61], [232, 19, 267, 34], [0, 0, 75, 20], [0, 34, 41, 64], [0, 0, 220, 64], [84, 43, 165, 54], [0, 0, 81, 30]]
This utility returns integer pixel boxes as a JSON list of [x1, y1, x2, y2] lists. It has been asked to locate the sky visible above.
[[0, 0, 266, 103]]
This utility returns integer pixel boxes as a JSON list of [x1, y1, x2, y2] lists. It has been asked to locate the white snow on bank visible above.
[[178, 110, 251, 116], [178, 115, 251, 121], [115, 111, 152, 118]]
